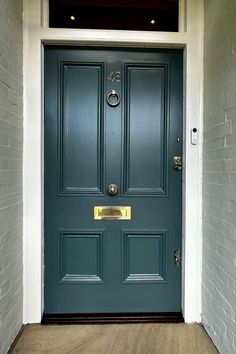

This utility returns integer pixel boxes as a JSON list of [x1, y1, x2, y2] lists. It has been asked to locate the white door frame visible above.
[[23, 0, 204, 323]]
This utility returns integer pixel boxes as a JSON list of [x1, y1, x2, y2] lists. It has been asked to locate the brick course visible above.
[[0, 1, 23, 353], [203, 1, 236, 353]]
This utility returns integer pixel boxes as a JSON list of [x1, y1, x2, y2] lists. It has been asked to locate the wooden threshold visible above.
[[42, 312, 184, 325]]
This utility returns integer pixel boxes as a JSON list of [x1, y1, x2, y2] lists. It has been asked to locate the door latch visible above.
[[174, 249, 181, 267], [173, 156, 182, 171]]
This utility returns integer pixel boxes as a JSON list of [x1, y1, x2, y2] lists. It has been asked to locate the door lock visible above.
[[173, 156, 182, 171], [174, 249, 181, 267]]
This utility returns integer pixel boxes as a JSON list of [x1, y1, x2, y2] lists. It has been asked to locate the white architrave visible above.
[[23, 0, 203, 323]]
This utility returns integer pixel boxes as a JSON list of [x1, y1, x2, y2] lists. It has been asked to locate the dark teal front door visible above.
[[44, 47, 183, 314]]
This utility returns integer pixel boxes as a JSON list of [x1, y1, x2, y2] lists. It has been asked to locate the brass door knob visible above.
[[107, 184, 118, 196]]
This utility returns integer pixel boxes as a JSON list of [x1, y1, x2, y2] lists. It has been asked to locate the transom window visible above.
[[49, 0, 179, 32]]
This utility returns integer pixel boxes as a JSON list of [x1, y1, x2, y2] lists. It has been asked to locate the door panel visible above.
[[44, 47, 183, 314], [60, 63, 104, 195], [59, 230, 105, 284], [123, 65, 167, 195], [122, 230, 167, 283]]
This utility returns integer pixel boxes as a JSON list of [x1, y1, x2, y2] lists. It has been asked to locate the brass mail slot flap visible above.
[[94, 206, 131, 220]]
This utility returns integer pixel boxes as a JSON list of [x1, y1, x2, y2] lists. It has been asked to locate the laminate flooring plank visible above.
[[11, 324, 218, 354]]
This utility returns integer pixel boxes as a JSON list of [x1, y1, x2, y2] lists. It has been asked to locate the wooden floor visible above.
[[12, 324, 218, 354]]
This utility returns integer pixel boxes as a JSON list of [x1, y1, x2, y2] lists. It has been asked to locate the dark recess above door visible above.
[[49, 0, 179, 32]]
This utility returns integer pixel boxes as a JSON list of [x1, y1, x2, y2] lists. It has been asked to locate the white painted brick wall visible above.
[[203, 1, 236, 353], [0, 1, 23, 353]]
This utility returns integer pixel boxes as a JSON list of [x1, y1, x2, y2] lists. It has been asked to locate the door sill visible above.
[[42, 312, 184, 324]]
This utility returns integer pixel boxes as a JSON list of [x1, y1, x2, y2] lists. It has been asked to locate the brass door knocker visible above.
[[106, 90, 121, 107]]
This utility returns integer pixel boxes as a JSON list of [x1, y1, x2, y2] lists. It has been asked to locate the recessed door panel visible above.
[[123, 65, 167, 195], [60, 63, 104, 195], [44, 47, 183, 314], [122, 230, 167, 283], [59, 230, 104, 283]]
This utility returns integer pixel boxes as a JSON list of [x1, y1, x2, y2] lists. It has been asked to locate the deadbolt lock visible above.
[[173, 156, 182, 171]]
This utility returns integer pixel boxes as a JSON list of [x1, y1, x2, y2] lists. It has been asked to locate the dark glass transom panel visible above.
[[49, 0, 179, 32]]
